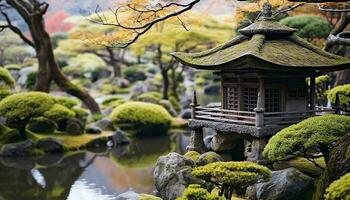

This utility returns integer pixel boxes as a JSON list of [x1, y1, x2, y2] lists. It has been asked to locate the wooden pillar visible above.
[[255, 77, 265, 127], [335, 93, 341, 114], [309, 74, 316, 111]]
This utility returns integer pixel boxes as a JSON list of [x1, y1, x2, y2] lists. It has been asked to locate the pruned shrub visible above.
[[177, 184, 225, 200], [110, 102, 172, 136], [324, 173, 350, 200], [327, 84, 350, 107]]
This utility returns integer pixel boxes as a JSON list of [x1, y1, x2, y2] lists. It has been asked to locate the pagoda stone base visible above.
[[187, 127, 206, 154]]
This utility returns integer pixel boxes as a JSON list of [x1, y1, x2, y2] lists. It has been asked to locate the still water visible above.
[[0, 132, 190, 200]]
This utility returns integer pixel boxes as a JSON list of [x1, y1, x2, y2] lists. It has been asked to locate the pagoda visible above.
[[172, 2, 350, 163]]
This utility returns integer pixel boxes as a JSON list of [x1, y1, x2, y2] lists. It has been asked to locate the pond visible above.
[[0, 132, 191, 200]]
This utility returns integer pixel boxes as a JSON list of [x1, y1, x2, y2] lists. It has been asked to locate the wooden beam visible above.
[[309, 75, 316, 111]]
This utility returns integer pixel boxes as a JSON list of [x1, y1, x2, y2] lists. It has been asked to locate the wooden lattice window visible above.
[[265, 88, 281, 112], [244, 88, 258, 112], [226, 87, 239, 110]]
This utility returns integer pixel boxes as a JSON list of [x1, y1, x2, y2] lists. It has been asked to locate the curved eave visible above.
[[171, 52, 350, 72]]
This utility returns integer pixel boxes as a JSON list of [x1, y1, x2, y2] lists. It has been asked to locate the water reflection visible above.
[[0, 131, 190, 200]]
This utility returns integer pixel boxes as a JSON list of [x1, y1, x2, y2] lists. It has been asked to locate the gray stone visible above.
[[94, 118, 114, 131], [246, 168, 314, 200], [0, 117, 6, 125], [36, 138, 64, 153], [116, 191, 139, 200], [180, 109, 192, 119], [211, 132, 238, 152], [196, 151, 224, 166], [111, 129, 130, 145], [203, 135, 213, 150], [66, 118, 84, 135], [17, 67, 36, 86], [0, 140, 36, 157], [86, 126, 102, 134], [154, 152, 203, 200], [102, 108, 113, 116]]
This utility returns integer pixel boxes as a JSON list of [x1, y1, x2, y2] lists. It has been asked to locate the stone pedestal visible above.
[[247, 138, 269, 164], [187, 128, 206, 153], [211, 132, 237, 152]]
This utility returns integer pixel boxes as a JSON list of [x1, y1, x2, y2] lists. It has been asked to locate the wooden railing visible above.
[[193, 106, 336, 127], [195, 106, 256, 125]]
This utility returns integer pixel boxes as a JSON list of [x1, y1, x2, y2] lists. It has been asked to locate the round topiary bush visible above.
[[0, 92, 56, 131], [324, 173, 350, 200], [110, 102, 172, 136]]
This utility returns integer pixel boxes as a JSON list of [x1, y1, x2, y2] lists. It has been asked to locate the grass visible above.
[[27, 130, 115, 150]]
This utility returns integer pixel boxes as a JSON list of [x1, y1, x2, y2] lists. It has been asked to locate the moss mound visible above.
[[110, 102, 172, 136], [0, 92, 56, 129], [44, 104, 75, 122], [54, 96, 79, 108], [324, 173, 350, 200], [0, 68, 15, 88], [0, 89, 12, 101], [264, 114, 350, 161], [327, 84, 350, 106], [184, 151, 201, 163]]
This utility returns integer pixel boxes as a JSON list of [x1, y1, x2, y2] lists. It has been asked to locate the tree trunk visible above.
[[170, 67, 178, 99], [161, 69, 169, 100], [107, 47, 122, 78]]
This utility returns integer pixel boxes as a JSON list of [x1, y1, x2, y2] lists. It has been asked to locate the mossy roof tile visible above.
[[171, 20, 350, 71]]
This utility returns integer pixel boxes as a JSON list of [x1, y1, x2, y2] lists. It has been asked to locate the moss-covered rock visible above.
[[54, 96, 79, 109], [324, 173, 350, 200], [0, 124, 22, 146], [110, 102, 172, 136], [0, 92, 56, 130], [0, 68, 15, 88], [44, 104, 75, 122], [27, 117, 57, 134], [0, 89, 12, 101], [184, 151, 201, 163], [196, 151, 224, 166]]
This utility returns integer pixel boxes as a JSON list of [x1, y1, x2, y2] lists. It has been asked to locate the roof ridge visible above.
[[289, 34, 349, 61], [248, 34, 265, 55]]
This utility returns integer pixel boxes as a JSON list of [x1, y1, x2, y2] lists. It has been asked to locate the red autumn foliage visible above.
[[45, 11, 75, 34]]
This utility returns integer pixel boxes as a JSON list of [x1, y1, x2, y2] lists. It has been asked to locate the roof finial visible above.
[[260, 1, 273, 19]]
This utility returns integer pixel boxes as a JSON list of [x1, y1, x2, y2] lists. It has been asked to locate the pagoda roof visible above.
[[171, 19, 350, 72]]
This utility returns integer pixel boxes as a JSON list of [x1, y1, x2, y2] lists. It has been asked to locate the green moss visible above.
[[192, 161, 271, 198], [138, 194, 162, 200], [0, 124, 22, 146], [177, 184, 225, 200], [130, 92, 162, 102], [0, 89, 12, 101], [264, 114, 350, 161], [324, 173, 350, 200], [110, 102, 172, 136], [0, 92, 56, 129], [0, 68, 15, 88], [71, 78, 92, 88], [72, 108, 89, 124], [54, 96, 79, 108], [327, 84, 350, 106], [285, 157, 325, 177], [43, 104, 75, 122], [184, 151, 201, 163], [4, 64, 22, 70], [123, 65, 147, 83], [102, 84, 130, 95], [27, 117, 57, 134], [169, 96, 181, 113], [102, 96, 124, 107]]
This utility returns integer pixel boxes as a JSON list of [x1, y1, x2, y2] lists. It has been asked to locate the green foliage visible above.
[[0, 68, 15, 88], [72, 108, 89, 124], [184, 151, 201, 163], [324, 173, 350, 200], [133, 92, 162, 103], [123, 65, 147, 83], [27, 117, 57, 134], [102, 84, 130, 95], [0, 92, 56, 129], [169, 96, 181, 113], [177, 184, 225, 200], [192, 161, 271, 199], [43, 104, 75, 122], [68, 53, 108, 72], [327, 84, 350, 106], [264, 115, 350, 162], [280, 15, 332, 41], [54, 96, 79, 108], [0, 124, 22, 146], [0, 89, 12, 101], [101, 96, 126, 109], [25, 71, 37, 90], [110, 102, 172, 136]]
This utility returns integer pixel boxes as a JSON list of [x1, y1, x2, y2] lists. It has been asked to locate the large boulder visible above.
[[0, 140, 36, 157], [154, 152, 203, 200], [247, 168, 314, 200], [36, 138, 64, 153], [65, 118, 84, 135], [94, 118, 114, 131]]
